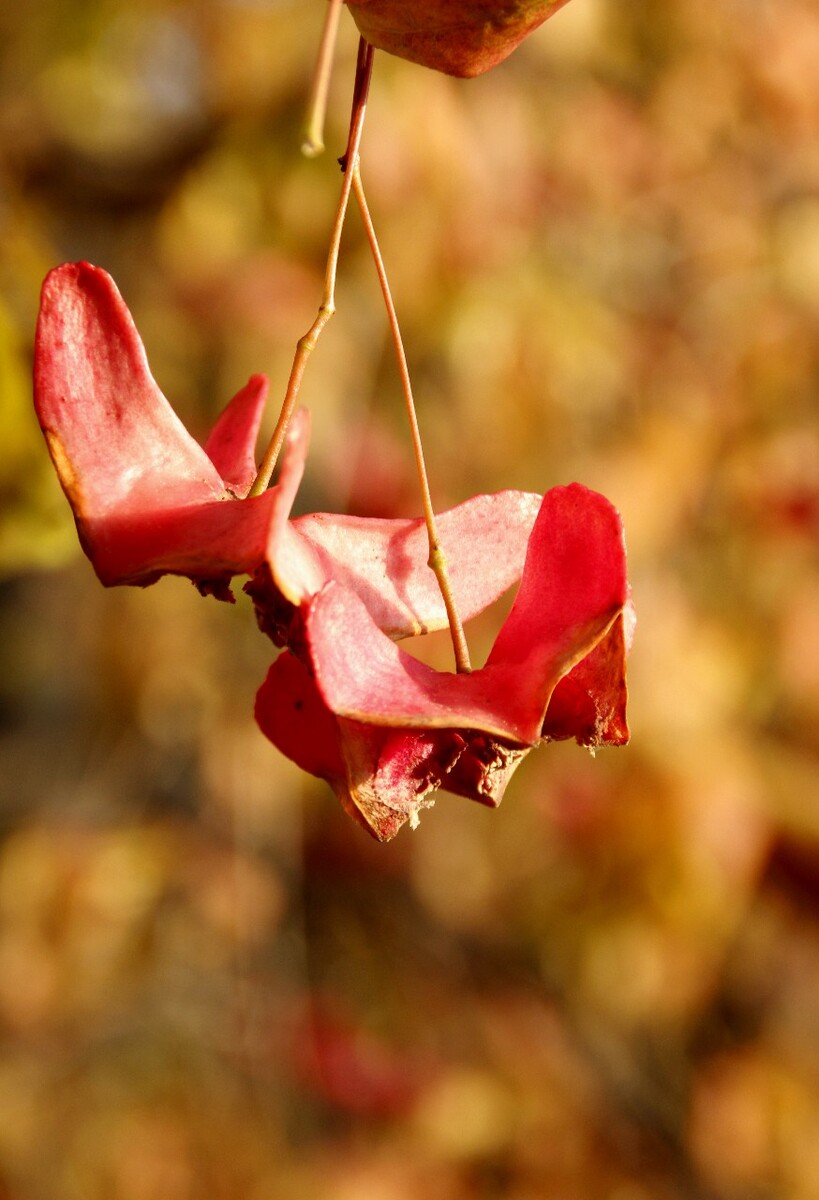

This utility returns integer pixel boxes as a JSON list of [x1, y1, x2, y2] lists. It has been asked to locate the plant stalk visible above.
[[301, 0, 344, 157], [351, 163, 472, 674], [249, 38, 374, 497]]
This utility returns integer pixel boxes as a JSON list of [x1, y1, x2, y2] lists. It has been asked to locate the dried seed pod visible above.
[[345, 0, 573, 77]]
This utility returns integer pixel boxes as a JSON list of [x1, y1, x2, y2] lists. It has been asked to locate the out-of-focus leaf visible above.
[[0, 296, 76, 572]]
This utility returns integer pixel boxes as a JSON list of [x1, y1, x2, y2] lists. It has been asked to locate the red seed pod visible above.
[[344, 0, 573, 77]]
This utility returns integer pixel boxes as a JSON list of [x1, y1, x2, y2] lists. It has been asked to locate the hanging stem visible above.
[[301, 0, 344, 157], [351, 164, 472, 674], [249, 38, 374, 498]]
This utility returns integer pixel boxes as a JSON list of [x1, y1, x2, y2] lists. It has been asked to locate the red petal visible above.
[[305, 582, 522, 736], [255, 651, 346, 783], [488, 484, 627, 668], [255, 648, 528, 839], [84, 487, 288, 588], [34, 263, 225, 515], [203, 374, 268, 497], [306, 485, 628, 745], [71, 407, 309, 588], [34, 260, 312, 589], [542, 611, 630, 747], [346, 0, 573, 77], [254, 656, 411, 841]]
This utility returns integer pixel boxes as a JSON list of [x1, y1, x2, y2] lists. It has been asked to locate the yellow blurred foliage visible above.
[[0, 0, 818, 1197]]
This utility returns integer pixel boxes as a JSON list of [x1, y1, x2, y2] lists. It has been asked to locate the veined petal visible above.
[[270, 489, 543, 640], [35, 262, 226, 513]]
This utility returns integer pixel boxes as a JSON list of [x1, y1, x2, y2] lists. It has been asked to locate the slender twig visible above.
[[351, 164, 472, 674], [301, 0, 344, 157], [248, 39, 375, 497]]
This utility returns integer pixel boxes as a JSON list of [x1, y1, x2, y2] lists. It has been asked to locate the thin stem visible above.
[[249, 39, 375, 498], [301, 0, 344, 157], [351, 164, 472, 674]]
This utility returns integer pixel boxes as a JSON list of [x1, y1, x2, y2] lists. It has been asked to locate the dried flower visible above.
[[257, 483, 630, 840]]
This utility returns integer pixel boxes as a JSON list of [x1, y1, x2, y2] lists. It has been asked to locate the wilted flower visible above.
[[257, 483, 631, 840], [35, 261, 632, 843]]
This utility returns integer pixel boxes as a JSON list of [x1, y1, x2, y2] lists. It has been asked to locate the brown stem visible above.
[[302, 0, 344, 157], [351, 164, 472, 674], [249, 39, 375, 498]]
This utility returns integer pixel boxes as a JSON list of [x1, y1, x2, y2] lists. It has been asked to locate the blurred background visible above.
[[2, 0, 819, 1196]]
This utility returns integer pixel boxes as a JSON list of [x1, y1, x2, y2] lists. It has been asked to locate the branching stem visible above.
[[251, 37, 471, 674], [351, 164, 472, 674], [249, 38, 374, 497]]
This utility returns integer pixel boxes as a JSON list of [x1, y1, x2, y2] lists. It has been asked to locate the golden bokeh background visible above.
[[1, 1, 819, 1196]]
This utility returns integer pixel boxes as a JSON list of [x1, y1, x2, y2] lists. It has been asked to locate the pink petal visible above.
[[83, 408, 309, 588], [269, 489, 543, 639], [34, 259, 313, 590], [84, 487, 290, 588], [254, 650, 528, 839], [203, 374, 268, 497], [34, 263, 225, 515], [305, 485, 628, 745], [306, 583, 529, 738]]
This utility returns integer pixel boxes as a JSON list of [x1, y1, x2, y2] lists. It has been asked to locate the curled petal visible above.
[[487, 484, 627, 669], [203, 374, 269, 497], [61, 406, 310, 590], [254, 653, 411, 841], [36, 264, 541, 635], [89, 485, 292, 590], [255, 651, 346, 784], [34, 261, 314, 590], [305, 582, 534, 739], [305, 485, 627, 745], [442, 736, 529, 806], [542, 611, 630, 747], [35, 262, 225, 514], [255, 484, 631, 839], [255, 651, 531, 841]]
